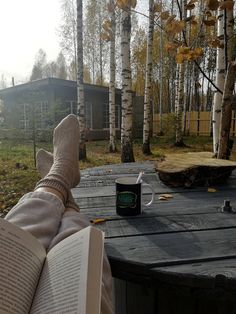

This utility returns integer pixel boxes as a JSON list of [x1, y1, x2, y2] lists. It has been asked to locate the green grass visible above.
[[0, 136, 235, 216]]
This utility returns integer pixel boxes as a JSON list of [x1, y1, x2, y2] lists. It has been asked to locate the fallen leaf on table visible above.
[[208, 188, 217, 193], [159, 196, 168, 200], [90, 218, 106, 224], [159, 193, 173, 199]]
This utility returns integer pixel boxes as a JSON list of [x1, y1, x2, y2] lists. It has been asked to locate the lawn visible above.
[[0, 136, 234, 216]]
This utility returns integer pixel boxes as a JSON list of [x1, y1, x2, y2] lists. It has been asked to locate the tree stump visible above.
[[155, 152, 236, 187]]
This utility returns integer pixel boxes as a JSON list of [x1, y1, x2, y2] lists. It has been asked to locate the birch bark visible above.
[[175, 62, 185, 146], [212, 10, 224, 155], [77, 0, 86, 160], [121, 6, 135, 162], [218, 2, 235, 159], [174, 0, 186, 146], [142, 0, 154, 155], [108, 0, 117, 152], [218, 61, 236, 159]]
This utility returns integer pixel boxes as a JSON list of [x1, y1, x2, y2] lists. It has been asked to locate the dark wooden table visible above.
[[72, 162, 236, 314]]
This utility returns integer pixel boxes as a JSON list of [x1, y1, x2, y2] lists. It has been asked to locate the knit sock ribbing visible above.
[[36, 148, 80, 211], [35, 114, 80, 204]]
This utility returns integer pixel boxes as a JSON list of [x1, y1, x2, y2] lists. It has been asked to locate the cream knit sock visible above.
[[36, 149, 80, 211], [35, 115, 80, 203]]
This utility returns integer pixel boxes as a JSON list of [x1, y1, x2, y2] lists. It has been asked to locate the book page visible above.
[[31, 226, 104, 314], [0, 218, 46, 314]]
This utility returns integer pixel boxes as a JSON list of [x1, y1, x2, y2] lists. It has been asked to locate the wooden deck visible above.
[[73, 162, 236, 314]]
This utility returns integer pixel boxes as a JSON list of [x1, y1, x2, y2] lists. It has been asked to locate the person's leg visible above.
[[37, 149, 114, 314], [36, 149, 79, 211], [5, 114, 80, 250]]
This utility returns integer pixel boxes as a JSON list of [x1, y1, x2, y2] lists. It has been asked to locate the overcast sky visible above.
[[0, 0, 61, 85], [0, 0, 148, 86]]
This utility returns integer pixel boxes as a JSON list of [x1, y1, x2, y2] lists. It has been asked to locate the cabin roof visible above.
[[0, 77, 121, 97]]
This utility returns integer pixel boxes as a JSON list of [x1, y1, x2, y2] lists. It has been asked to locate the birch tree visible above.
[[84, 0, 109, 84], [174, 0, 186, 146], [218, 61, 236, 159], [108, 0, 117, 152], [142, 0, 154, 155], [77, 0, 86, 160], [59, 0, 77, 79], [218, 0, 235, 159], [119, 0, 135, 162], [212, 8, 224, 155]]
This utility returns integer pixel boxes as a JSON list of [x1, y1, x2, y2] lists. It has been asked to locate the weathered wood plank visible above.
[[156, 285, 236, 314], [76, 187, 236, 219], [96, 212, 236, 238], [105, 228, 236, 268], [151, 258, 236, 289]]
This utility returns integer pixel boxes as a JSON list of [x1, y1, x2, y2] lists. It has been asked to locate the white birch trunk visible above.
[[217, 3, 235, 159], [108, 0, 117, 152], [77, 0, 86, 160], [121, 7, 135, 162], [218, 61, 236, 159], [212, 10, 224, 155], [175, 62, 185, 145], [175, 0, 185, 146], [142, 0, 154, 155], [98, 0, 103, 85]]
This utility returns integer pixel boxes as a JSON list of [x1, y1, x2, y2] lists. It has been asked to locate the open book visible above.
[[0, 218, 104, 314]]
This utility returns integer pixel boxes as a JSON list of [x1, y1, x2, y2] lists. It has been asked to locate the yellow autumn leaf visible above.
[[159, 196, 168, 200], [159, 194, 174, 199], [130, 0, 137, 8], [101, 32, 111, 42], [160, 11, 170, 20], [208, 188, 217, 192], [166, 15, 177, 24], [178, 46, 190, 54], [165, 42, 178, 53], [185, 3, 195, 10], [176, 53, 185, 64], [208, 37, 221, 48], [191, 19, 198, 25], [90, 218, 106, 224], [102, 20, 112, 31], [203, 18, 216, 26], [186, 51, 196, 61], [194, 47, 204, 57], [219, 0, 234, 10], [153, 3, 162, 12], [206, 0, 220, 10], [175, 20, 185, 33], [116, 0, 126, 9]]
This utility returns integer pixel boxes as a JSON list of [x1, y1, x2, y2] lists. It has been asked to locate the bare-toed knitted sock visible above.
[[36, 148, 80, 211], [35, 114, 80, 203]]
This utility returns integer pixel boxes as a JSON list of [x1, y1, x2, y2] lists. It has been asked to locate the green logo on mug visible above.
[[117, 191, 137, 208]]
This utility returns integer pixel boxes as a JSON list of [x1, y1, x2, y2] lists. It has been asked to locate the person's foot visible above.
[[36, 148, 80, 211], [36, 149, 52, 178], [52, 114, 80, 188], [35, 115, 80, 202]]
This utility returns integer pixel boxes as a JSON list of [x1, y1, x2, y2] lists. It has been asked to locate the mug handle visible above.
[[142, 183, 155, 207]]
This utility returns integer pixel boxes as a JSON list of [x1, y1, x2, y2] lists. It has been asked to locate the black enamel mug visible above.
[[115, 177, 155, 216]]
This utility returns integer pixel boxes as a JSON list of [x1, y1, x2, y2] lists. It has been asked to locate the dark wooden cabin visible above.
[[0, 78, 144, 140]]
